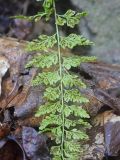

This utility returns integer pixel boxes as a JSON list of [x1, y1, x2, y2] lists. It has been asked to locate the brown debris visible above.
[[79, 62, 120, 115], [0, 37, 47, 160], [79, 62, 120, 159], [0, 37, 120, 159]]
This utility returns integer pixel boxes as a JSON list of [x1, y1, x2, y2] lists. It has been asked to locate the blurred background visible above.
[[0, 0, 120, 64]]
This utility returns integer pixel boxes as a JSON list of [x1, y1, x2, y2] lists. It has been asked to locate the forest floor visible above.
[[0, 1, 120, 160]]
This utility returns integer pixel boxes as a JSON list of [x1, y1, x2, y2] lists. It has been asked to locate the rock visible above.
[[22, 127, 50, 160], [70, 0, 120, 63], [92, 111, 120, 158], [82, 111, 120, 159], [0, 56, 10, 96], [104, 112, 120, 156]]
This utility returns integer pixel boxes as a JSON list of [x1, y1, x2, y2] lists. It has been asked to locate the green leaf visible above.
[[51, 126, 62, 142], [43, 0, 53, 20], [64, 118, 76, 128], [62, 74, 77, 87], [64, 118, 90, 129], [64, 106, 72, 117], [62, 73, 86, 88], [35, 101, 61, 117], [56, 16, 66, 26], [56, 10, 87, 28], [39, 114, 62, 130], [26, 52, 58, 68], [64, 89, 89, 103], [63, 104, 90, 118], [43, 0, 53, 10], [70, 105, 90, 118], [53, 156, 62, 160], [51, 146, 61, 157], [60, 34, 93, 49], [63, 55, 96, 69], [11, 12, 46, 21], [26, 34, 57, 51], [65, 129, 88, 140], [44, 86, 60, 101], [32, 71, 61, 86], [64, 140, 81, 153], [64, 10, 87, 28], [78, 56, 97, 63], [63, 56, 80, 69], [77, 119, 91, 128]]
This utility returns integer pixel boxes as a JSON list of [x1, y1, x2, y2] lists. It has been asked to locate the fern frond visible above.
[[65, 129, 88, 140], [43, 0, 53, 20], [26, 34, 57, 51], [35, 101, 61, 116], [64, 118, 90, 129], [22, 0, 96, 159], [44, 86, 60, 101], [63, 55, 96, 69], [64, 89, 89, 103], [26, 52, 58, 68], [62, 73, 86, 88], [39, 114, 62, 130], [32, 71, 60, 86], [64, 104, 90, 118], [57, 10, 87, 28], [60, 34, 93, 49], [12, 12, 46, 21]]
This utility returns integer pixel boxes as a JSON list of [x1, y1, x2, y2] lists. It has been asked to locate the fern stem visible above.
[[53, 1, 65, 159]]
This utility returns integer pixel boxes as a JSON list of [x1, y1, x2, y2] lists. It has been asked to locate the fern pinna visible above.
[[24, 0, 96, 159]]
